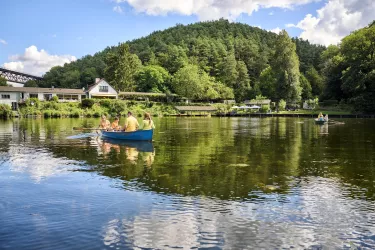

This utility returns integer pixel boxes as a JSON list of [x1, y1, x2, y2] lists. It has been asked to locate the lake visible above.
[[1, 117, 375, 249]]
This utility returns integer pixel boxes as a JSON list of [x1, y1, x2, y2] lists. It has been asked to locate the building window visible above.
[[1, 94, 10, 99], [30, 94, 38, 98], [99, 86, 108, 92]]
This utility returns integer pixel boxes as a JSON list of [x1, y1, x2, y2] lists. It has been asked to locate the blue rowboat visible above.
[[101, 130, 153, 141]]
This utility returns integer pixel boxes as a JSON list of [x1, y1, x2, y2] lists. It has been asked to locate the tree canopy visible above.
[[39, 20, 332, 104]]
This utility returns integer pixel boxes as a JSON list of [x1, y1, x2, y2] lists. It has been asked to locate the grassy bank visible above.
[[17, 99, 178, 118]]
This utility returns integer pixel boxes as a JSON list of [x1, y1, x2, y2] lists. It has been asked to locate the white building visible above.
[[0, 78, 118, 110], [87, 78, 118, 99]]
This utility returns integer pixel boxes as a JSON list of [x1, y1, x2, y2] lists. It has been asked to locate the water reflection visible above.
[[1, 117, 375, 249], [97, 138, 155, 166]]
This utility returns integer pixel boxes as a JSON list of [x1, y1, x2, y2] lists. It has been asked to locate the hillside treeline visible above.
[[28, 19, 375, 112]]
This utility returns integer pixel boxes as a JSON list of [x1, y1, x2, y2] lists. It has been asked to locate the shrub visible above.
[[81, 99, 96, 108], [99, 99, 111, 108], [260, 105, 270, 113], [110, 100, 127, 115], [278, 100, 286, 111], [51, 96, 59, 102], [43, 110, 52, 118], [25, 98, 40, 108], [0, 104, 12, 118]]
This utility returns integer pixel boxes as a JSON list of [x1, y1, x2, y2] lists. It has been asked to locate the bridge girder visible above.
[[0, 67, 43, 84]]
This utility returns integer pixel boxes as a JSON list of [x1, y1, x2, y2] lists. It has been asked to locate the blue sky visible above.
[[1, 0, 373, 75]]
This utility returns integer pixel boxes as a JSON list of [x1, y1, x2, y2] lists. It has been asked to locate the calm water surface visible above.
[[1, 117, 375, 249]]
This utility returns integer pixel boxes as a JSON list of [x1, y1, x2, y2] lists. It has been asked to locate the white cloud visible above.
[[113, 5, 123, 13], [269, 27, 282, 33], [289, 0, 375, 45], [2, 45, 76, 76], [115, 0, 320, 21], [0, 39, 7, 45]]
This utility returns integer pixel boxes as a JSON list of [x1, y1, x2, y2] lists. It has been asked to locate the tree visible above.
[[171, 64, 204, 99], [340, 23, 375, 111], [234, 60, 251, 102], [172, 64, 234, 100], [305, 66, 323, 97], [24, 80, 38, 87], [104, 43, 142, 91], [135, 65, 171, 92], [271, 30, 301, 103], [300, 74, 312, 100], [0, 76, 8, 86], [219, 52, 238, 87], [259, 66, 277, 100]]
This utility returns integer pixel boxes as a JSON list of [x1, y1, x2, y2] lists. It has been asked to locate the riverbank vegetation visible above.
[[25, 20, 375, 113], [17, 99, 177, 118]]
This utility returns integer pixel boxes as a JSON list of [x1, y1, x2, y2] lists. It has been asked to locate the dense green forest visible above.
[[31, 19, 375, 112]]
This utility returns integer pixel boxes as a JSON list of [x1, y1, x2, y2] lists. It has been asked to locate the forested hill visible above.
[[38, 19, 326, 103]]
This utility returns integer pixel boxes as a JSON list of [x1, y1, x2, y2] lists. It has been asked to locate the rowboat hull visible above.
[[101, 130, 153, 141], [315, 119, 327, 125]]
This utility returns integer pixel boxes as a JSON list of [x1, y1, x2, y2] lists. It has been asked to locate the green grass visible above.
[[278, 109, 352, 115]]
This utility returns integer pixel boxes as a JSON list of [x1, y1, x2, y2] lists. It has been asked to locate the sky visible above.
[[1, 0, 374, 76]]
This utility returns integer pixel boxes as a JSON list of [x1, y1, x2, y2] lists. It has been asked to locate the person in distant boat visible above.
[[318, 112, 324, 121], [124, 111, 139, 132], [99, 115, 110, 130], [324, 114, 329, 122], [141, 112, 155, 130], [111, 117, 121, 131]]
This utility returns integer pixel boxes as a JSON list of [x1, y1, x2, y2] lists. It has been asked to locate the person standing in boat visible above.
[[141, 112, 155, 130], [99, 115, 110, 130], [124, 111, 139, 132]]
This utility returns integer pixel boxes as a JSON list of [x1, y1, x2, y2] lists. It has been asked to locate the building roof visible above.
[[175, 106, 217, 112], [87, 79, 110, 92], [244, 99, 271, 105], [0, 86, 84, 94]]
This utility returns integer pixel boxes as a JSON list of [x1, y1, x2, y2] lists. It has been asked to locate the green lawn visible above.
[[278, 110, 352, 115]]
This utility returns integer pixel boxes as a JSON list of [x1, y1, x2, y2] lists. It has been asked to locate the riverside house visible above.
[[0, 78, 118, 110]]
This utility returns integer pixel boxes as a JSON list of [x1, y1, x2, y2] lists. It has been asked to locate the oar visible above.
[[73, 127, 102, 131]]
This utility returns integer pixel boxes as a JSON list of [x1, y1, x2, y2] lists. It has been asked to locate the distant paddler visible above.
[[318, 112, 324, 121], [99, 115, 111, 130]]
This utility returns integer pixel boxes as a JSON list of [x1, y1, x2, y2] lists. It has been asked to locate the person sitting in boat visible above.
[[324, 114, 329, 122], [111, 117, 121, 131], [99, 115, 110, 130], [318, 112, 324, 121], [141, 112, 155, 130], [124, 111, 139, 132]]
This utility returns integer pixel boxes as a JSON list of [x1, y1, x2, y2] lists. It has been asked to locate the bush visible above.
[[278, 99, 286, 111], [98, 99, 111, 108], [110, 100, 127, 115], [0, 104, 12, 118], [260, 105, 270, 113], [43, 110, 52, 118], [81, 99, 96, 108], [25, 98, 40, 108], [51, 96, 59, 102]]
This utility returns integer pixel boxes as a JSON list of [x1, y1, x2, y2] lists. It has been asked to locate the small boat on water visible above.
[[101, 129, 153, 141], [315, 118, 327, 125]]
